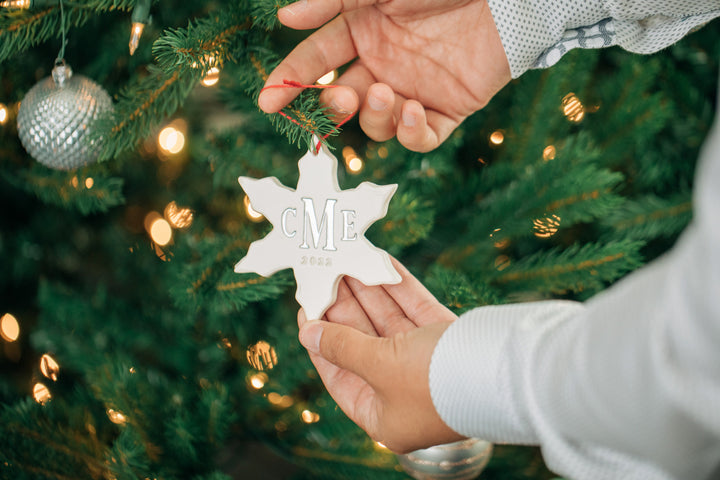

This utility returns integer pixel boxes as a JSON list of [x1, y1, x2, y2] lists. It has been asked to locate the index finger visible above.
[[278, 0, 380, 30], [258, 15, 357, 113]]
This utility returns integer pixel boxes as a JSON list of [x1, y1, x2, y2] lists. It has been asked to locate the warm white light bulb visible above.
[[129, 22, 145, 56]]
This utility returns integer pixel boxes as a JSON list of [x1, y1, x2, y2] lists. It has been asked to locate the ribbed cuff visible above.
[[429, 301, 584, 444], [429, 304, 534, 444]]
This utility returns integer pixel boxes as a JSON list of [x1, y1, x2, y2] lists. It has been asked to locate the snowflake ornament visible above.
[[235, 140, 401, 320]]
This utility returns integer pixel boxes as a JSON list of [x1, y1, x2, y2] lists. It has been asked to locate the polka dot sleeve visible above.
[[486, 0, 720, 78]]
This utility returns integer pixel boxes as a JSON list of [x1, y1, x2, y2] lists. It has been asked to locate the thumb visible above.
[[299, 320, 382, 380]]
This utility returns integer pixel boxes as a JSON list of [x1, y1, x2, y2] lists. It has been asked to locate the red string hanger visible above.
[[260, 79, 356, 153]]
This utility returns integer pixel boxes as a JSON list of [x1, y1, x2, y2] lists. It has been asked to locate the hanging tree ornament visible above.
[[17, 61, 113, 170], [16, 0, 113, 170], [234, 139, 401, 320]]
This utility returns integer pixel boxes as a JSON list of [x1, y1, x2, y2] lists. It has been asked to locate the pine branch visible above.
[[466, 134, 624, 244], [152, 13, 252, 77], [232, 49, 342, 150], [169, 234, 292, 311], [424, 264, 500, 313], [602, 193, 692, 240], [494, 240, 645, 295], [2, 166, 124, 214], [250, 0, 294, 30], [0, 1, 137, 62]]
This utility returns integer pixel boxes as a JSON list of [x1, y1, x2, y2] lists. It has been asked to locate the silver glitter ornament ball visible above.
[[397, 439, 493, 480], [17, 62, 113, 170]]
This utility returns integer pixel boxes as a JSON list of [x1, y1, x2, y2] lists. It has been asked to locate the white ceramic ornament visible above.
[[234, 140, 401, 320]]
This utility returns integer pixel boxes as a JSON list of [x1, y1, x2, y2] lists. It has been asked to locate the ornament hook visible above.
[[52, 59, 72, 87]]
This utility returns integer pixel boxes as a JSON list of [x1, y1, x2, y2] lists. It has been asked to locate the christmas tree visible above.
[[1, 1, 718, 479]]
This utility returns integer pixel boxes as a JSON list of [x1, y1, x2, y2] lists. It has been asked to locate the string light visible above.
[[157, 124, 186, 155], [1, 313, 19, 342], [0, 103, 8, 124], [375, 441, 389, 450], [107, 409, 127, 425], [164, 201, 194, 229], [562, 93, 585, 122], [243, 195, 264, 222], [316, 70, 338, 85], [40, 354, 60, 381], [201, 67, 221, 87], [32, 383, 51, 405], [144, 212, 173, 246], [489, 130, 505, 145], [301, 409, 320, 424], [84, 177, 94, 189], [128, 22, 145, 56], [543, 145, 557, 161], [128, 0, 150, 55], [246, 340, 277, 370], [342, 146, 364, 174]]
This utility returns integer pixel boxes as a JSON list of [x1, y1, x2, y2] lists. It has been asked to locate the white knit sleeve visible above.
[[487, 0, 720, 78], [429, 81, 720, 479]]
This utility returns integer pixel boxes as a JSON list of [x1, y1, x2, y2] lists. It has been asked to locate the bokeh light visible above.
[[489, 130, 504, 145], [342, 146, 364, 174], [0, 0, 31, 9], [164, 201, 194, 229], [1, 313, 20, 342], [0, 103, 8, 124], [158, 123, 186, 155], [543, 145, 556, 161], [40, 354, 60, 382], [32, 383, 51, 405], [533, 215, 562, 238], [107, 409, 127, 425], [249, 372, 268, 390], [301, 409, 320, 424], [201, 67, 221, 87], [562, 93, 585, 122], [244, 196, 264, 222], [145, 212, 173, 246], [316, 70, 337, 85], [246, 340, 277, 370]]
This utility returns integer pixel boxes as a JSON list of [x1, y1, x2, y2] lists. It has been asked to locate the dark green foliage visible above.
[[0, 2, 717, 480]]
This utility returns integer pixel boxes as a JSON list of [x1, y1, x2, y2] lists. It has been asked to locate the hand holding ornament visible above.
[[297, 257, 464, 453]]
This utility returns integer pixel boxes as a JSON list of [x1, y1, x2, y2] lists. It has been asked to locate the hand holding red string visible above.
[[258, 0, 511, 153]]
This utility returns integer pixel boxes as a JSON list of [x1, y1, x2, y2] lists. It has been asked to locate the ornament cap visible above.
[[52, 61, 73, 88]]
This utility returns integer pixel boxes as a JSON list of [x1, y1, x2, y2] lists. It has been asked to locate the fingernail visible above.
[[367, 94, 387, 112], [299, 321, 323, 354], [280, 0, 308, 16], [330, 99, 351, 115], [402, 109, 416, 127]]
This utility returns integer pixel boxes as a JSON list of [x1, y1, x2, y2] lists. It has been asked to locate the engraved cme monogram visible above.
[[234, 140, 400, 320], [280, 198, 358, 252]]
